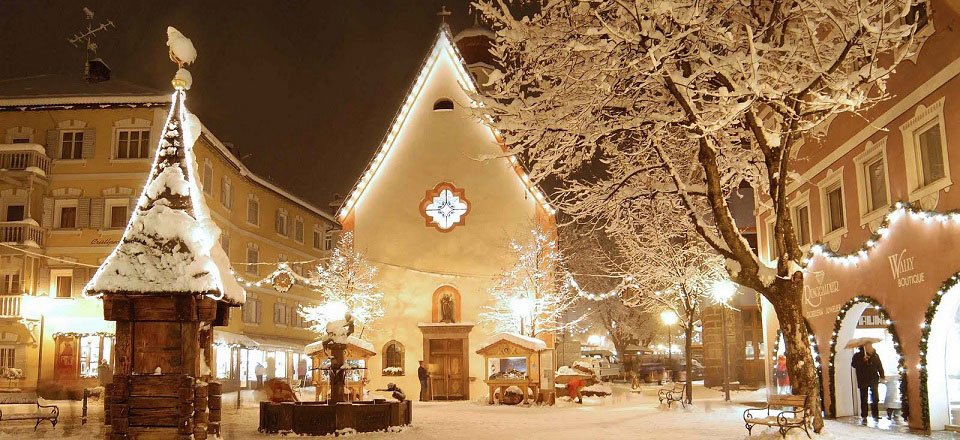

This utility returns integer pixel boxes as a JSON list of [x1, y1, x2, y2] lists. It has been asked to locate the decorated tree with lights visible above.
[[300, 232, 384, 336], [610, 204, 727, 404], [480, 226, 581, 337], [474, 0, 924, 427]]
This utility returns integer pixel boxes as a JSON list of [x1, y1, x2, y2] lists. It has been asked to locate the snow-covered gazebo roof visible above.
[[84, 57, 244, 305], [477, 333, 547, 355]]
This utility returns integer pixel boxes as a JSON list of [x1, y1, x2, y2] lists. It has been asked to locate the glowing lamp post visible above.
[[660, 310, 679, 362], [712, 280, 738, 402], [510, 297, 535, 336]]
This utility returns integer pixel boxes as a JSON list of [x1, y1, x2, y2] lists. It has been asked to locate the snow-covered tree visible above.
[[301, 232, 383, 336], [474, 0, 923, 427], [480, 226, 581, 337], [611, 205, 726, 404]]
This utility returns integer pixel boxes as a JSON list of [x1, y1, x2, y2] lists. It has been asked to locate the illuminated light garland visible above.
[[772, 326, 826, 415], [564, 273, 633, 301], [916, 272, 960, 430], [52, 331, 114, 339], [808, 201, 960, 266], [337, 26, 556, 223], [825, 296, 908, 420], [229, 262, 314, 290]]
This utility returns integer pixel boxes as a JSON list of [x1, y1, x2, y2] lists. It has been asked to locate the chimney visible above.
[[84, 58, 111, 83]]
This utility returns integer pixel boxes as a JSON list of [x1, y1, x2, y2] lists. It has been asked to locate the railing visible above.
[[0, 145, 50, 176], [0, 295, 22, 319], [0, 221, 45, 247]]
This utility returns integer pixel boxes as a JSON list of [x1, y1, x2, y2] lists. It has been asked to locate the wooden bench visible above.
[[0, 391, 59, 430], [657, 382, 686, 408], [743, 394, 812, 439]]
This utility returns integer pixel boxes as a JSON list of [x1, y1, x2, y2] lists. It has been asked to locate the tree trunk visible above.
[[770, 276, 824, 432], [684, 325, 694, 404]]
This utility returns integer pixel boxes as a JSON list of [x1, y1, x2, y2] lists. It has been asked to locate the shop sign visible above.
[[888, 248, 925, 288], [857, 308, 886, 328], [91, 237, 119, 246], [804, 270, 840, 309]]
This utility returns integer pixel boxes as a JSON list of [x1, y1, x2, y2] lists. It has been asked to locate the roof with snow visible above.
[[478, 333, 547, 354], [336, 24, 554, 222], [0, 74, 169, 109], [305, 336, 375, 357], [84, 87, 244, 305]]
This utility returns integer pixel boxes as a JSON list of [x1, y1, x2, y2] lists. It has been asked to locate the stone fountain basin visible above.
[[258, 400, 412, 435]]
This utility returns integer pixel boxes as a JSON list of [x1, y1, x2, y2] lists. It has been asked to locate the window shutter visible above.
[[46, 129, 60, 159], [90, 198, 105, 229], [72, 268, 88, 297], [41, 197, 54, 228], [77, 197, 91, 228], [37, 267, 50, 295], [82, 129, 96, 159]]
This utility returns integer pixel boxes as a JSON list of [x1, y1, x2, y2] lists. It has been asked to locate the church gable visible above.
[[338, 26, 553, 228]]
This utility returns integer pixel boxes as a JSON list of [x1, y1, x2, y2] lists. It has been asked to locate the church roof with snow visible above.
[[336, 24, 555, 222]]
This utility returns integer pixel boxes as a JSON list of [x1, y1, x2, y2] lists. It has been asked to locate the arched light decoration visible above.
[[336, 25, 556, 223], [420, 182, 470, 232]]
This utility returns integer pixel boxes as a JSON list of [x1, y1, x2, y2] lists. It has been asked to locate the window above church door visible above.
[[419, 182, 470, 232]]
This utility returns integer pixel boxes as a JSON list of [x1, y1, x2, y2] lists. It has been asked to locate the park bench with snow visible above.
[[657, 382, 686, 408], [0, 391, 59, 430], [743, 394, 812, 439]]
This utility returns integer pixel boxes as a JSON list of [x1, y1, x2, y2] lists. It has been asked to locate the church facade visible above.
[[337, 26, 555, 400]]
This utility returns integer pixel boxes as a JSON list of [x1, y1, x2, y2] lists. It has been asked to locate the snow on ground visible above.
[[0, 384, 951, 439]]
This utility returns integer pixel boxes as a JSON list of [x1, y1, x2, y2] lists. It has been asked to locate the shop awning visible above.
[[213, 330, 260, 348], [246, 334, 311, 352]]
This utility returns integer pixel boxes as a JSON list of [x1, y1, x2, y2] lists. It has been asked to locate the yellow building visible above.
[[0, 74, 338, 396]]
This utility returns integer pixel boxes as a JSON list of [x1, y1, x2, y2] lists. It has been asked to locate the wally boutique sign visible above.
[[888, 248, 925, 288]]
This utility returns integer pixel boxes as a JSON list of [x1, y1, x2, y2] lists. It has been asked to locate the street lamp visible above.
[[711, 280, 738, 402], [510, 297, 535, 336], [660, 310, 678, 361]]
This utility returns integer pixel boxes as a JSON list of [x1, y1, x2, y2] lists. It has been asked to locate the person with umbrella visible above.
[[851, 341, 885, 422]]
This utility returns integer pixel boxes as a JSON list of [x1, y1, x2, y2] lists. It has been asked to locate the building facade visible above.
[[337, 26, 557, 400], [756, 0, 960, 431], [0, 75, 338, 395]]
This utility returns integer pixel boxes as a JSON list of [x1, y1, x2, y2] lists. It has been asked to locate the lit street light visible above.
[[711, 280, 738, 402], [660, 310, 679, 362], [510, 297, 536, 336]]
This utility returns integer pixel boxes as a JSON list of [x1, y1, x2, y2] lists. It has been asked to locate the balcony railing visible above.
[[0, 221, 44, 247], [0, 295, 22, 319], [0, 144, 50, 176]]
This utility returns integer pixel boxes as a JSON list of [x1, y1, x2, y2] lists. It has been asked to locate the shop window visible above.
[[115, 129, 150, 159], [55, 275, 73, 298], [79, 334, 113, 378], [382, 341, 404, 375], [214, 343, 232, 380]]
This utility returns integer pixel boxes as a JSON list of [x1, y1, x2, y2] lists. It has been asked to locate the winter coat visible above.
[[851, 351, 885, 386], [418, 366, 428, 381], [884, 375, 902, 409]]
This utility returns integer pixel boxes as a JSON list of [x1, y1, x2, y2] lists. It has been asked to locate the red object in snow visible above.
[[567, 378, 585, 398]]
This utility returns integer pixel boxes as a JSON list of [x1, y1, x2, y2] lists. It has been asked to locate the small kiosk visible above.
[[306, 337, 376, 402], [477, 333, 548, 405]]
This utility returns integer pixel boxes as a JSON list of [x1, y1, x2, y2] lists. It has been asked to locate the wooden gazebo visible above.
[[476, 333, 546, 405], [86, 54, 245, 440], [306, 337, 376, 402]]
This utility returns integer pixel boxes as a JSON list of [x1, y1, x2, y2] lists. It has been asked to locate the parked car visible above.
[[576, 354, 622, 380]]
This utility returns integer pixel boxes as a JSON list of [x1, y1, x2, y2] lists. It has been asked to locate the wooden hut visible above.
[[86, 76, 244, 440], [476, 333, 547, 405], [306, 337, 376, 402]]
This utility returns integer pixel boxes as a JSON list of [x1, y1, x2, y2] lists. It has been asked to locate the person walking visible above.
[[418, 361, 429, 401], [851, 343, 885, 422], [255, 363, 266, 390], [774, 355, 790, 395]]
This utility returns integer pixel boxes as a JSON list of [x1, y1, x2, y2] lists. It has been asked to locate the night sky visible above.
[[0, 0, 478, 208]]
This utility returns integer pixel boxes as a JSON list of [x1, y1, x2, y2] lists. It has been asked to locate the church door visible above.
[[429, 339, 466, 400]]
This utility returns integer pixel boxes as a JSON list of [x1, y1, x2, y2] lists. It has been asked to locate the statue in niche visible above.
[[440, 293, 456, 323]]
